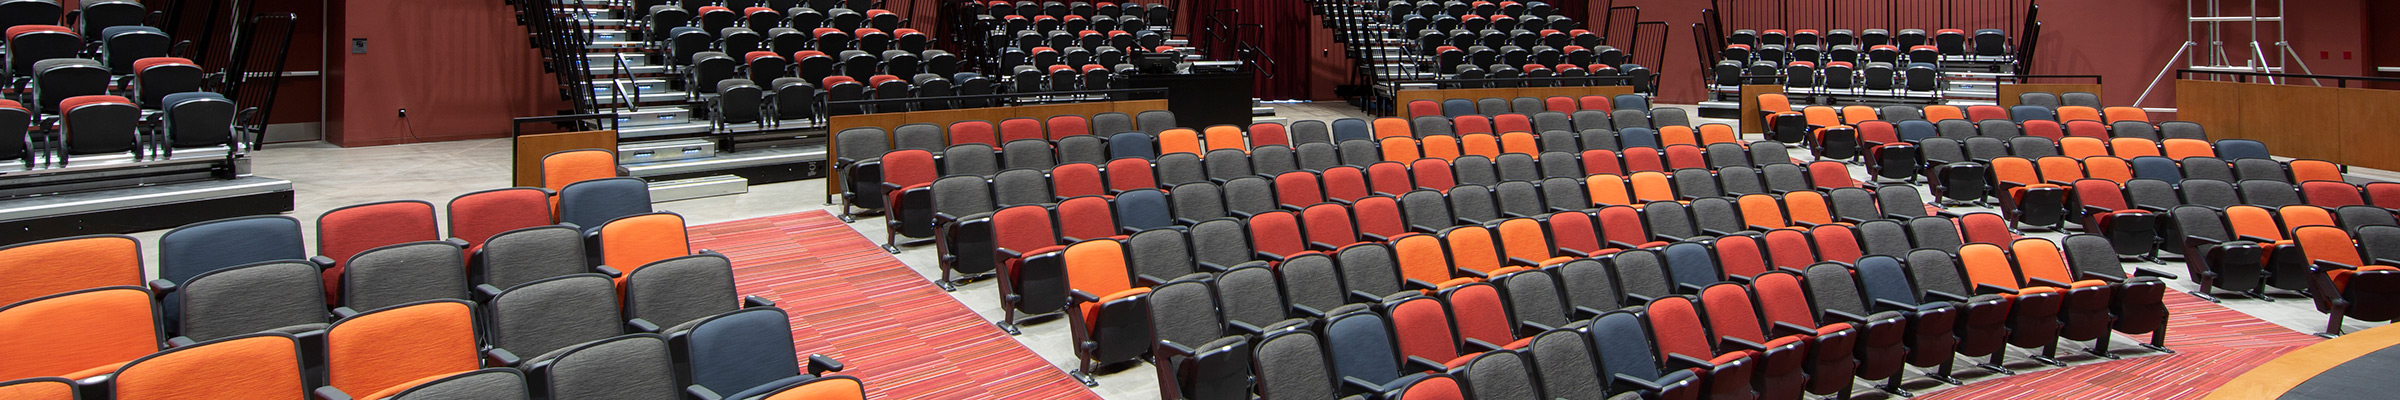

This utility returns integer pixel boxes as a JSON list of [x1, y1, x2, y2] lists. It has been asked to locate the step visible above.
[[1251, 107, 1274, 116], [648, 175, 750, 202], [588, 40, 645, 50], [619, 138, 717, 163], [590, 78, 673, 98], [623, 143, 827, 178], [610, 106, 693, 127], [594, 89, 688, 106], [1253, 116, 1290, 126], [618, 121, 715, 139], [584, 29, 632, 42]]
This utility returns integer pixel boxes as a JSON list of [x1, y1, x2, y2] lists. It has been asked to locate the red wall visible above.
[[325, 0, 564, 147]]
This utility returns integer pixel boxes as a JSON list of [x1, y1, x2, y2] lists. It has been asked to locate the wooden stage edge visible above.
[[821, 99, 1171, 199], [2206, 324, 2400, 399]]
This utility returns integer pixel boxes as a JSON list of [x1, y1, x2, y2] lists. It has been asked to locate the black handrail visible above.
[[2176, 70, 2400, 88]]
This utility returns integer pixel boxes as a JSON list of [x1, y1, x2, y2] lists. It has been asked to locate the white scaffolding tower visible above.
[[2134, 0, 2316, 110]]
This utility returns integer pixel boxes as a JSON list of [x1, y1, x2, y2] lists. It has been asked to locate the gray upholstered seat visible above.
[[176, 260, 328, 342], [487, 274, 622, 364], [525, 334, 680, 400], [341, 241, 470, 313]]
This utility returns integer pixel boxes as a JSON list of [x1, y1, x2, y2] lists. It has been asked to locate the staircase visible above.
[[512, 0, 822, 199], [1310, 0, 1433, 113]]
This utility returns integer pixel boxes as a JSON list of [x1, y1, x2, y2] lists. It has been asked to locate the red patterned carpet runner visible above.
[[1916, 293, 2325, 399], [689, 211, 1102, 400]]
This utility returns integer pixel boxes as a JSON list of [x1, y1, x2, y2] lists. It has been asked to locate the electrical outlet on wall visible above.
[[398, 108, 407, 117]]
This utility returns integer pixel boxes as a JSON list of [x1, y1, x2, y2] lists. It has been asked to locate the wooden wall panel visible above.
[[2339, 89, 2400, 171], [2175, 80, 2247, 143], [821, 99, 1170, 198], [1996, 84, 2103, 109], [2179, 79, 2400, 171], [2239, 85, 2345, 162], [1395, 86, 1636, 118]]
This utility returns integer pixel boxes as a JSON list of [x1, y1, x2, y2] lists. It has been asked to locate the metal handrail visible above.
[[821, 87, 1169, 109]]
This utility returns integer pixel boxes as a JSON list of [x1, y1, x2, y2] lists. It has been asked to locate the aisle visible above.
[[690, 210, 1103, 400]]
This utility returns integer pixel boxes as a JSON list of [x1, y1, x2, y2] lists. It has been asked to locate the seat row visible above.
[[1929, 154, 2350, 209], [1413, 26, 1601, 54], [1867, 137, 2283, 183], [1421, 33, 1616, 68], [653, 7, 915, 62], [1715, 60, 1951, 94], [983, 29, 1169, 61], [674, 40, 957, 90], [1439, 61, 1654, 91], [946, 170, 1931, 302], [1060, 211, 2162, 399], [968, 0, 1175, 24], [0, 288, 858, 400], [1727, 28, 2010, 59], [872, 142, 1838, 246], [2178, 219, 2400, 335], [1762, 95, 2164, 130], [980, 10, 1161, 35], [1412, 93, 1645, 118], [1382, 0, 1563, 22]]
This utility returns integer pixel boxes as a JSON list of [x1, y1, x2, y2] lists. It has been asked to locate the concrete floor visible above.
[[145, 100, 2397, 400]]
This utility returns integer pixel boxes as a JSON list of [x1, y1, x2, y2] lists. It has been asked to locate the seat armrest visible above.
[[1068, 289, 1102, 305], [1823, 309, 1870, 325], [685, 385, 726, 400], [1677, 282, 1707, 294], [1291, 303, 1328, 319], [594, 265, 623, 278], [1340, 376, 1387, 398], [1924, 290, 1971, 303], [743, 296, 776, 308], [484, 347, 522, 367], [2237, 235, 2278, 244], [1348, 290, 1387, 305], [2316, 260, 2360, 272], [331, 307, 362, 319], [167, 336, 198, 348], [1404, 279, 1440, 293], [1195, 261, 1229, 274], [1457, 268, 1493, 279], [1309, 241, 1343, 252], [1871, 298, 1918, 314], [1572, 306, 1610, 321], [1405, 356, 1449, 374], [2132, 266, 2179, 280], [1665, 353, 1715, 371], [1625, 292, 1658, 304], [1771, 321, 1817, 338], [313, 386, 355, 400], [2027, 277, 2070, 289], [627, 318, 662, 333], [1155, 339, 1198, 361], [1973, 283, 2020, 296], [474, 284, 507, 301], [1361, 232, 1393, 242], [309, 256, 338, 270], [1228, 320, 1266, 336], [1517, 320, 1558, 338], [1558, 248, 1592, 257], [147, 279, 177, 295], [807, 354, 845, 374], [1463, 338, 1504, 354], [1136, 274, 1170, 288], [1613, 373, 1670, 392], [1719, 336, 1766, 352], [1507, 256, 1544, 267]]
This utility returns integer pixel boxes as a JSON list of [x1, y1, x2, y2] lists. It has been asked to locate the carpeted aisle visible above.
[[1916, 293, 2324, 399], [688, 211, 1102, 400]]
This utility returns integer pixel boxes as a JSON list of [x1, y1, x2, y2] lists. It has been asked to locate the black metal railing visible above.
[[221, 13, 297, 148], [1996, 74, 2099, 84]]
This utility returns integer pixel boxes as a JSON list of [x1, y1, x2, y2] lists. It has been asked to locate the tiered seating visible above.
[[1320, 0, 1655, 90], [1711, 28, 2014, 101], [0, 157, 862, 398], [0, 7, 235, 171], [1037, 196, 2174, 398]]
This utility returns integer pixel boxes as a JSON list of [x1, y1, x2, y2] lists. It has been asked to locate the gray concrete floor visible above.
[[144, 101, 2392, 400]]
